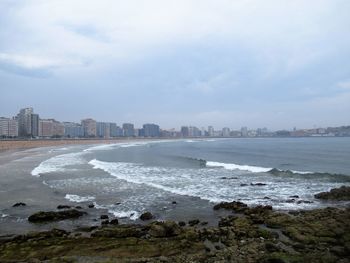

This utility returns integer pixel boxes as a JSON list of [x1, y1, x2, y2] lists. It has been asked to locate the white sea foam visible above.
[[88, 159, 231, 203], [206, 161, 272, 173], [65, 194, 96, 203], [108, 210, 140, 220], [1, 213, 9, 218], [31, 152, 85, 177]]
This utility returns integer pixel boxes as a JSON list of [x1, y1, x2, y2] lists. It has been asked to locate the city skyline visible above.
[[1, 106, 349, 139], [1, 1, 350, 129]]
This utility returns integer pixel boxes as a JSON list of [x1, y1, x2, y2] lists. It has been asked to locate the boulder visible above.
[[250, 183, 267, 186], [12, 202, 26, 207], [149, 221, 182, 237], [88, 203, 95, 208], [188, 219, 200, 226], [28, 209, 86, 223], [213, 201, 248, 212], [139, 212, 153, 221], [100, 214, 109, 220], [110, 219, 119, 225], [314, 186, 350, 200], [57, 205, 71, 209]]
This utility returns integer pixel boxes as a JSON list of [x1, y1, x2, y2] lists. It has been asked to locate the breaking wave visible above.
[[65, 194, 95, 203], [31, 152, 86, 177]]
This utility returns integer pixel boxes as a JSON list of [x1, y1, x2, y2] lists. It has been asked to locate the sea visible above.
[[0, 137, 350, 235]]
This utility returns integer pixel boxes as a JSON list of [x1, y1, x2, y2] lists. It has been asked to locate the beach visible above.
[[0, 138, 154, 152]]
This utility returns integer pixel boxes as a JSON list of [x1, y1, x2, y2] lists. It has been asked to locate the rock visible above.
[[28, 209, 87, 223], [172, 201, 177, 204], [75, 206, 82, 209], [314, 186, 350, 200], [140, 212, 153, 221], [213, 201, 248, 212], [100, 214, 109, 220], [12, 202, 26, 207], [289, 195, 299, 199], [101, 220, 109, 225], [250, 183, 267, 186], [57, 205, 71, 209], [178, 221, 186, 227], [188, 219, 200, 226], [218, 215, 237, 227], [109, 219, 119, 225], [263, 196, 271, 199], [296, 200, 313, 204], [114, 202, 121, 205], [149, 221, 182, 237], [92, 225, 146, 238], [88, 203, 95, 208], [240, 184, 248, 187], [265, 242, 280, 252]]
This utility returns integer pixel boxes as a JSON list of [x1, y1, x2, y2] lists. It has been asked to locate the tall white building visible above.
[[0, 117, 18, 137]]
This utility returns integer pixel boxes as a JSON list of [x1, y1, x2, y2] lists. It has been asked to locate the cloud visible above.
[[0, 53, 86, 77], [337, 80, 350, 90]]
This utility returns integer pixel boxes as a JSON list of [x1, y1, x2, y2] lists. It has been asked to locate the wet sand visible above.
[[0, 139, 140, 152]]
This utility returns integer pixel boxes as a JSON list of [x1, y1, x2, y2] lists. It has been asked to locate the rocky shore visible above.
[[1, 187, 350, 263]]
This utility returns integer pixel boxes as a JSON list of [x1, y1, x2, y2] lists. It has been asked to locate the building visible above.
[[222, 127, 230, 137], [17, 107, 39, 137], [181, 126, 189, 137], [63, 122, 84, 138], [39, 119, 54, 137], [81, 118, 97, 137], [0, 117, 18, 137], [97, 122, 111, 138], [241, 127, 248, 137], [52, 120, 64, 137], [189, 126, 201, 137], [122, 123, 134, 137], [208, 126, 214, 137], [143, 123, 160, 137]]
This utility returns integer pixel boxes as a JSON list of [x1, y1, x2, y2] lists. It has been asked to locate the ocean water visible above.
[[1, 138, 350, 233]]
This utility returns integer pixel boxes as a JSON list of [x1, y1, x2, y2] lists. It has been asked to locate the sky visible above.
[[0, 0, 350, 130]]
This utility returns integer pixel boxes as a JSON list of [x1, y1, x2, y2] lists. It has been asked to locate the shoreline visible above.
[[0, 199, 349, 262], [0, 138, 180, 153]]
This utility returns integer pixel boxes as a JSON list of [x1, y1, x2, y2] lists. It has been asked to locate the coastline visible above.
[[0, 138, 167, 153], [0, 200, 349, 262]]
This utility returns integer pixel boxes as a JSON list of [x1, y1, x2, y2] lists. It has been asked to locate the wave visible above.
[[65, 194, 95, 203], [206, 161, 350, 180], [88, 159, 225, 203], [31, 152, 85, 177], [108, 210, 140, 220], [206, 161, 272, 173]]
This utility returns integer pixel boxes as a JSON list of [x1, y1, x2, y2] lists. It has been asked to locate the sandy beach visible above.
[[0, 138, 166, 152]]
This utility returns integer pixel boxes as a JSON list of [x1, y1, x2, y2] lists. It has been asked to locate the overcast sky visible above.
[[0, 0, 350, 130]]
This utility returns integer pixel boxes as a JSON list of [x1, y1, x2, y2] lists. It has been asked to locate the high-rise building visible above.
[[97, 122, 111, 138], [222, 127, 230, 137], [81, 118, 97, 137], [17, 107, 34, 137], [181, 126, 189, 137], [122, 123, 134, 137], [30, 114, 39, 137], [8, 118, 18, 137], [0, 117, 9, 137], [143, 123, 160, 137], [39, 119, 54, 137], [63, 122, 84, 138], [241, 127, 248, 137], [0, 117, 17, 137], [52, 120, 64, 137], [208, 126, 214, 137]]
